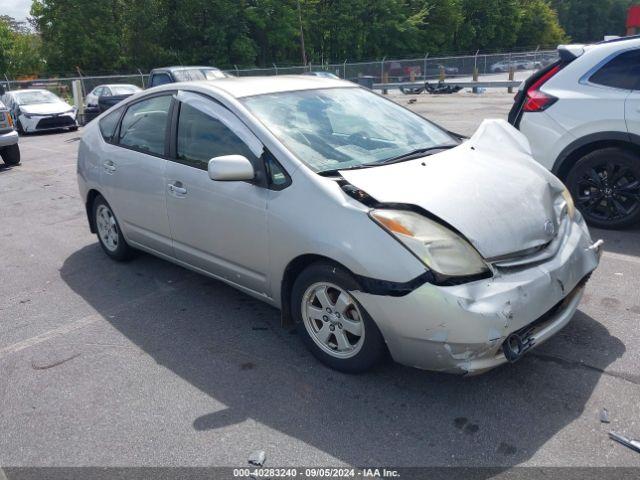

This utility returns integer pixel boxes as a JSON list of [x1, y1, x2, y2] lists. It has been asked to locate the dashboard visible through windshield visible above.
[[242, 87, 457, 173]]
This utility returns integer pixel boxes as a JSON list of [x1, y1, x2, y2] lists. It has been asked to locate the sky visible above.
[[3, 0, 32, 22]]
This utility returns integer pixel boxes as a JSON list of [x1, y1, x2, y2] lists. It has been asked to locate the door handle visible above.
[[103, 160, 116, 173], [168, 182, 187, 195]]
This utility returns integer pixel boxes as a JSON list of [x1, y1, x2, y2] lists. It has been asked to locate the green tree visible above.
[[0, 15, 44, 77], [456, 0, 522, 51], [551, 0, 634, 42], [31, 0, 127, 73], [245, 0, 300, 65], [517, 0, 567, 47]]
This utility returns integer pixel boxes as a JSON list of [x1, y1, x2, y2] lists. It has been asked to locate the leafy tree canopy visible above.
[[3, 0, 629, 76]]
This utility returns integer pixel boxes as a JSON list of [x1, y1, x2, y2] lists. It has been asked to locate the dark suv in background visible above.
[[147, 66, 229, 88]]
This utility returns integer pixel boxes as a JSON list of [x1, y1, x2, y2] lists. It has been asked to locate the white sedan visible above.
[[2, 89, 78, 134]]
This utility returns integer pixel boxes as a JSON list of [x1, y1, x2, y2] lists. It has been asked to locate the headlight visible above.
[[370, 209, 489, 277], [20, 109, 33, 118], [561, 187, 575, 219]]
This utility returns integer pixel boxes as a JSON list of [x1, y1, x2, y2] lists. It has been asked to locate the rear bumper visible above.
[[0, 129, 18, 148], [352, 215, 601, 375], [518, 112, 573, 171]]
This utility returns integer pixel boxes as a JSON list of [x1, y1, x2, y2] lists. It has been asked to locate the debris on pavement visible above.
[[425, 81, 463, 94], [600, 408, 610, 423], [248, 450, 266, 466], [609, 431, 640, 454]]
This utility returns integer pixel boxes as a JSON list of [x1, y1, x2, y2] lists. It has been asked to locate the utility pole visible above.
[[297, 0, 307, 65]]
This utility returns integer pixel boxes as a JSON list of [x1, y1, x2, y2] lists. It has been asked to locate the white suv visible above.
[[510, 36, 640, 229]]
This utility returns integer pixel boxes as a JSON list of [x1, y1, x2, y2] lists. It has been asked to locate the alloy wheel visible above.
[[573, 162, 640, 224], [301, 282, 365, 359], [96, 204, 119, 252]]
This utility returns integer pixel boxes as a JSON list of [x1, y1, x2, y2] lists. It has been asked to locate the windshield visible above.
[[242, 87, 456, 172], [173, 68, 225, 82], [14, 90, 60, 105], [111, 85, 141, 95]]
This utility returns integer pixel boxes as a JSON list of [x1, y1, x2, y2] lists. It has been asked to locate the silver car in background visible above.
[[85, 84, 142, 108], [77, 76, 602, 375], [0, 99, 20, 165]]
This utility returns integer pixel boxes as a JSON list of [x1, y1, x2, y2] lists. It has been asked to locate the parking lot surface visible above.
[[1, 91, 639, 469]]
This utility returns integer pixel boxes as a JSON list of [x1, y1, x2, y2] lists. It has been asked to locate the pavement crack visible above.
[[31, 353, 80, 370], [531, 352, 640, 385]]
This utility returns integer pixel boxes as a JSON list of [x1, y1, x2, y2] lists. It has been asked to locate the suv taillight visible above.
[[522, 65, 561, 112]]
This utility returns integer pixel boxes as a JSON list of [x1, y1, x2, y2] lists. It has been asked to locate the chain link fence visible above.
[[1, 48, 559, 103]]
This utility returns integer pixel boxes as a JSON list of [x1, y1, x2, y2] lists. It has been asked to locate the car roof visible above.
[[103, 83, 139, 88], [177, 75, 355, 98], [7, 89, 52, 95], [152, 66, 222, 73]]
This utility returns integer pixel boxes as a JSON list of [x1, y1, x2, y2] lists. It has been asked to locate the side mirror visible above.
[[208, 155, 255, 181]]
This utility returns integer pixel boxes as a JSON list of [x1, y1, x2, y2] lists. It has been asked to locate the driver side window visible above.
[[176, 102, 259, 170]]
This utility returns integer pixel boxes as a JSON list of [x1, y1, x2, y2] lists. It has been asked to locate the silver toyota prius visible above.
[[77, 76, 603, 375]]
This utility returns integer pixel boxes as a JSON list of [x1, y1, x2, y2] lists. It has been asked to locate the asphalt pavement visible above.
[[1, 91, 639, 470]]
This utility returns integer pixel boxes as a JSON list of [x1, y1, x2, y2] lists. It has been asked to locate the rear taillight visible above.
[[522, 65, 561, 112]]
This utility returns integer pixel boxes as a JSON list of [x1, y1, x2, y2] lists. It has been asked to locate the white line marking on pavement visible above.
[[0, 315, 99, 358], [19, 144, 75, 155], [602, 251, 640, 266], [0, 277, 188, 359]]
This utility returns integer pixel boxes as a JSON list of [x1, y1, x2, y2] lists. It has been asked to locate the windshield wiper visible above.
[[317, 164, 377, 177], [317, 144, 458, 177], [373, 145, 457, 166]]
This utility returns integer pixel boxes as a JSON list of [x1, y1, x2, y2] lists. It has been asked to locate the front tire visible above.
[[92, 195, 134, 261], [0, 144, 20, 165], [291, 262, 386, 373], [566, 148, 640, 229]]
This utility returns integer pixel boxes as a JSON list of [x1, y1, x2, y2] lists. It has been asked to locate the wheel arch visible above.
[[280, 254, 355, 329], [552, 132, 640, 181], [85, 188, 102, 233]]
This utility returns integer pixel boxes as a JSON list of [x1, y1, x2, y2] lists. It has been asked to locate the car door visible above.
[[620, 50, 640, 136], [165, 90, 269, 295], [99, 93, 174, 257]]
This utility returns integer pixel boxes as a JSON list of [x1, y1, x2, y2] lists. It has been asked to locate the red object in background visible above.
[[627, 5, 640, 28]]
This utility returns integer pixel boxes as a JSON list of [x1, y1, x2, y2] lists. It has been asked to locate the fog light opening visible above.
[[503, 331, 535, 363]]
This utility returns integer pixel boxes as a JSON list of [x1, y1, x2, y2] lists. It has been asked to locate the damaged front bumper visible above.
[[352, 215, 602, 375]]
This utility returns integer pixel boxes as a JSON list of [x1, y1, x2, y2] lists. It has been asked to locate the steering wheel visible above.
[[347, 131, 372, 147]]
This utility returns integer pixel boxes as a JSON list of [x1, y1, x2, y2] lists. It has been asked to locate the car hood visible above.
[[20, 102, 73, 115], [340, 120, 566, 260]]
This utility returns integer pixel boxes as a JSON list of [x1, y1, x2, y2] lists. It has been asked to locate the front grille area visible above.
[[36, 115, 75, 129], [491, 215, 571, 270]]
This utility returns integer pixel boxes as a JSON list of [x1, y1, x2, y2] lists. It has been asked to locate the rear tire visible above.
[[291, 262, 386, 373], [566, 147, 640, 229], [0, 144, 20, 165], [92, 195, 134, 261]]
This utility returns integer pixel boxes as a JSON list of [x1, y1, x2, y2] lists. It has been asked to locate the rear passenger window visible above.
[[98, 106, 123, 142], [119, 95, 171, 155], [590, 49, 640, 90], [176, 102, 258, 170], [150, 73, 172, 87]]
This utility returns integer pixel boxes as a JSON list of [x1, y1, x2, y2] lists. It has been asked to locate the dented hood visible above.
[[340, 120, 566, 260]]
